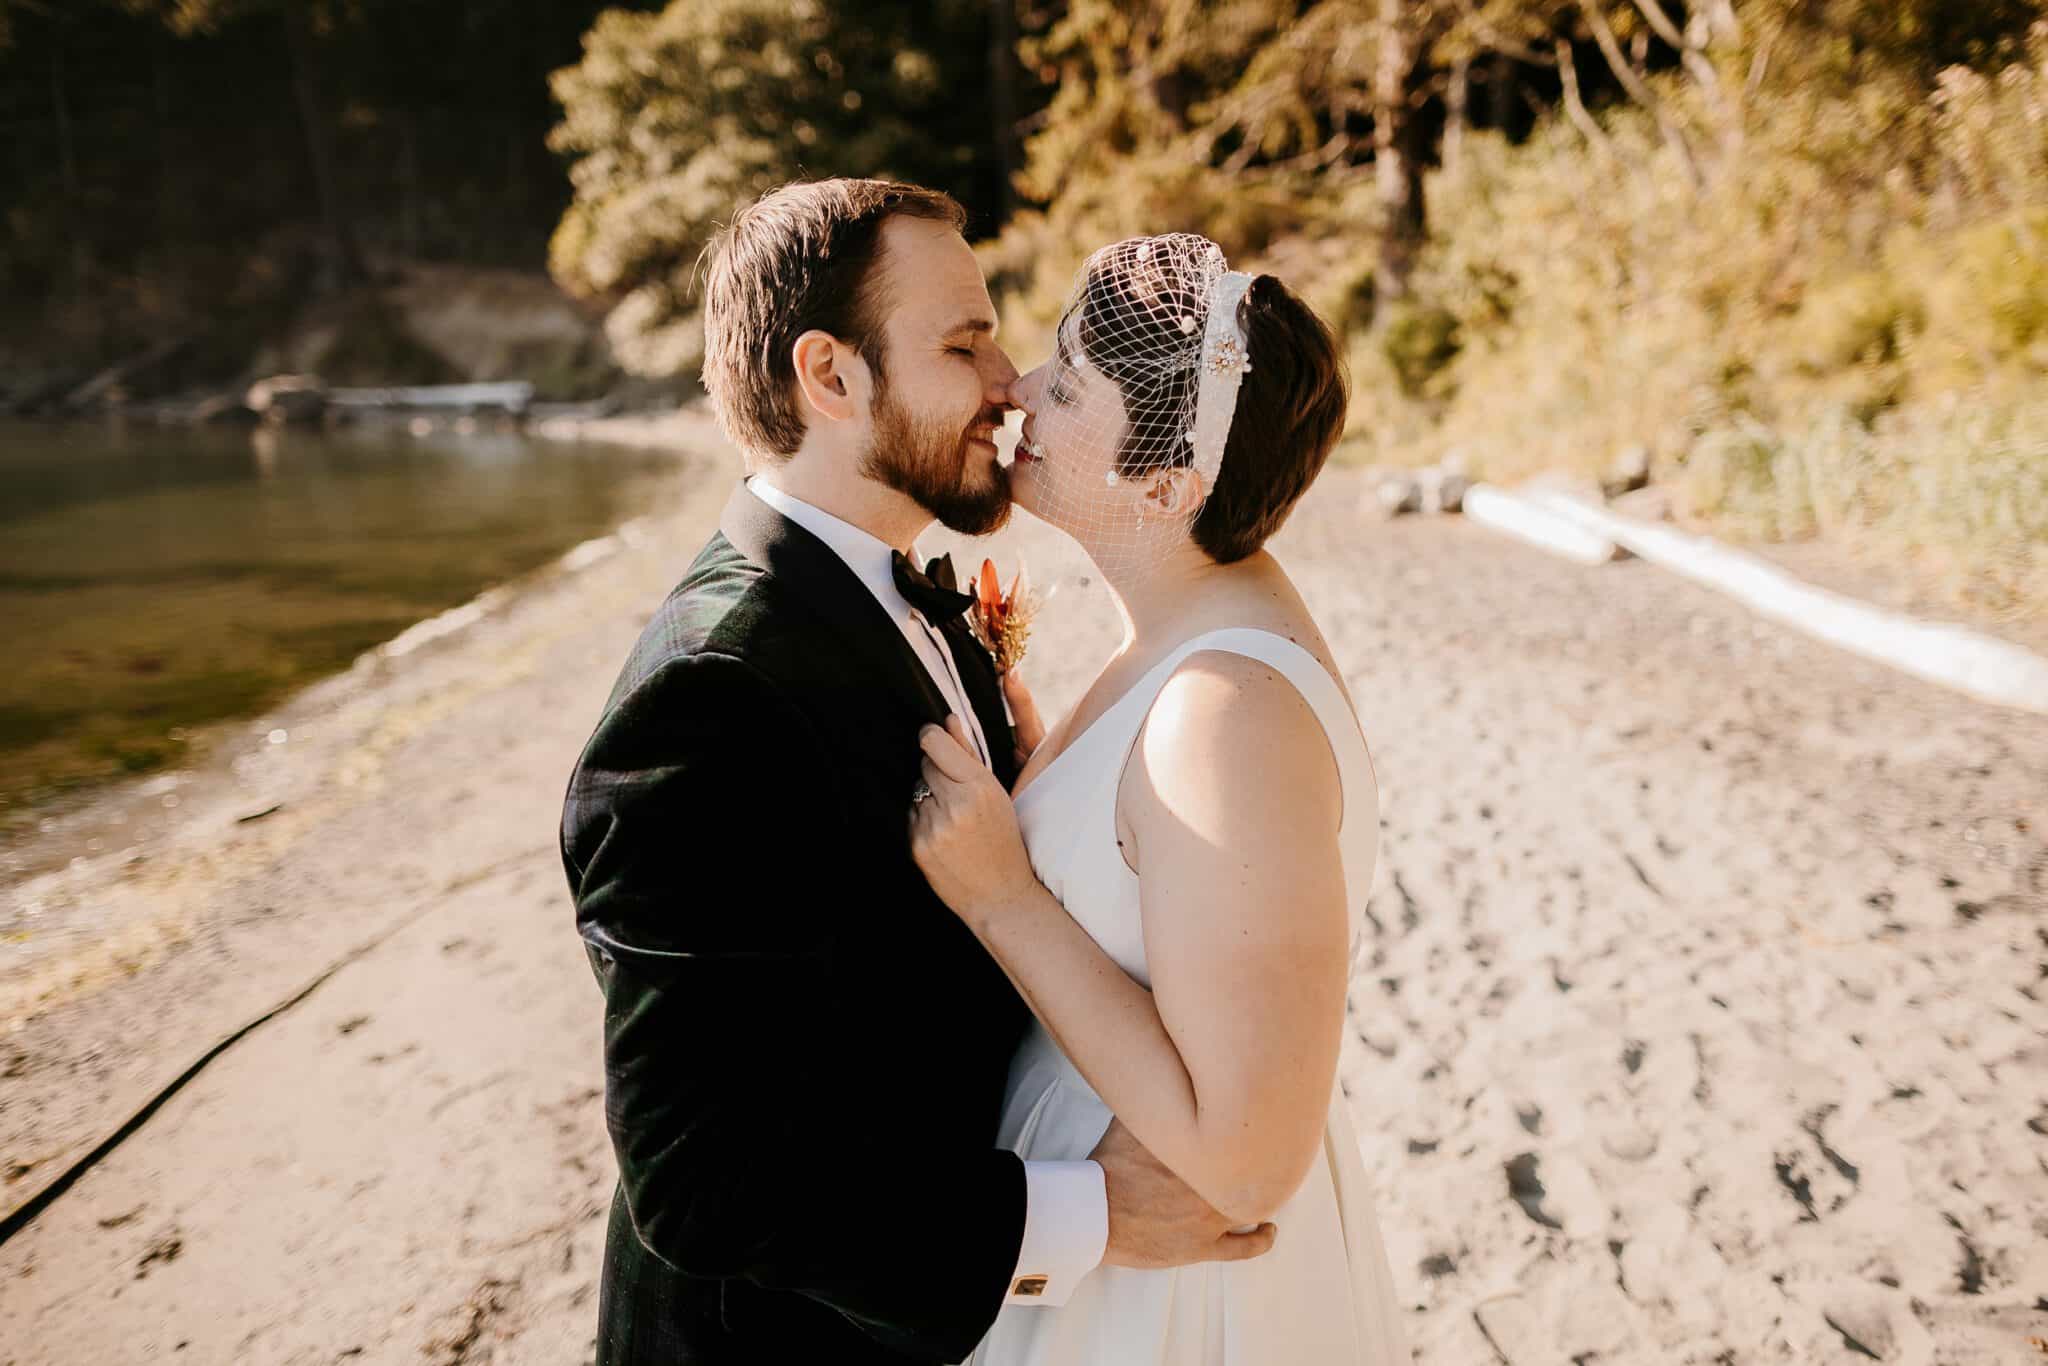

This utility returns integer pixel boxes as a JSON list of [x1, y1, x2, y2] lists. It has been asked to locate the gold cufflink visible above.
[[1012, 1276, 1049, 1297]]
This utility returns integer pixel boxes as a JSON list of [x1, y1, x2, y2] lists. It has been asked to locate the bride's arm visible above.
[[912, 653, 1362, 1227]]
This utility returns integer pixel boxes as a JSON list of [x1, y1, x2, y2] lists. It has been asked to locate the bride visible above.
[[910, 234, 1409, 1365]]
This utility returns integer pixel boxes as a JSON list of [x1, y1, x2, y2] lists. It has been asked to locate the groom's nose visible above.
[[997, 375, 1031, 416], [984, 347, 1021, 407]]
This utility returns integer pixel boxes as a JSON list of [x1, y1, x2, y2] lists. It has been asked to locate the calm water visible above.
[[0, 418, 682, 825]]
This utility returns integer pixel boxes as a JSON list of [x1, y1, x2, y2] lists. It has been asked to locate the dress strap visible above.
[[1143, 628, 1375, 832]]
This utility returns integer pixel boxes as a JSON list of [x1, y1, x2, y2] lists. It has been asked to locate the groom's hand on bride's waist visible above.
[[1089, 1118, 1278, 1269]]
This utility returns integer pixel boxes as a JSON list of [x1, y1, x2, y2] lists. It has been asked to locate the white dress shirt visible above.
[[746, 475, 1109, 1307]]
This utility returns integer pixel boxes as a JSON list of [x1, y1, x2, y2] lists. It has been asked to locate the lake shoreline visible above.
[[0, 411, 707, 866], [1, 409, 739, 1232]]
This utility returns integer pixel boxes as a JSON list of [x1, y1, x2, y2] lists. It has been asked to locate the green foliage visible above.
[[522, 0, 2036, 613], [1761, 0, 2045, 81], [977, 158, 1341, 366], [546, 0, 996, 377], [978, 0, 1396, 371], [1677, 401, 2048, 614], [1012, 0, 1292, 204], [504, 332, 623, 403], [1679, 416, 1841, 542], [1380, 303, 1462, 398], [0, 0, 641, 385], [1940, 209, 2048, 362], [118, 0, 334, 36], [1789, 270, 1925, 371], [317, 292, 463, 387], [1353, 18, 2048, 613]]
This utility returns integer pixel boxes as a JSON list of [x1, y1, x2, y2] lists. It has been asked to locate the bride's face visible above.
[[1006, 316, 1149, 546]]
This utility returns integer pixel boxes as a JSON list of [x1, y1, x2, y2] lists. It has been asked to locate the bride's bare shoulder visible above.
[[1192, 558, 1344, 682], [1124, 648, 1342, 831]]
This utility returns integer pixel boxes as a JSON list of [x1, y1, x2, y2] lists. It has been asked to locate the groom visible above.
[[559, 178, 1274, 1366]]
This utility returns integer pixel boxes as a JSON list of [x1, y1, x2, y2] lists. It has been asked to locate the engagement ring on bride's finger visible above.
[[910, 779, 934, 806]]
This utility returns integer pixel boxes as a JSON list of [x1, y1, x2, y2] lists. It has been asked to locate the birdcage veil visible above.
[[1015, 233, 1255, 579]]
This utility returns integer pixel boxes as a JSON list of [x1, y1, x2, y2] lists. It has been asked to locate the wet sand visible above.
[[2, 411, 2043, 1363]]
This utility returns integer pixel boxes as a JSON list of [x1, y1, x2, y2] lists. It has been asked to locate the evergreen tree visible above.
[[546, 0, 1000, 377]]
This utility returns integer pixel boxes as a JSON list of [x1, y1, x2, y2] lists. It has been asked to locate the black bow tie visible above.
[[891, 550, 975, 624]]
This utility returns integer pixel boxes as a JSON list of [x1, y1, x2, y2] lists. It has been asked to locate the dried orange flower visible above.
[[968, 556, 1039, 675]]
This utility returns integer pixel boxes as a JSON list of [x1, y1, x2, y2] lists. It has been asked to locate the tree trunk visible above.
[[1444, 51, 1470, 175], [399, 111, 423, 261], [1372, 0, 1426, 308], [50, 29, 89, 299], [1484, 54, 1515, 134], [283, 8, 364, 292], [1554, 37, 1616, 159], [988, 0, 1019, 225], [507, 124, 523, 228], [154, 32, 176, 253], [1703, 0, 1741, 46], [1581, 0, 1703, 187], [1630, 0, 1743, 155]]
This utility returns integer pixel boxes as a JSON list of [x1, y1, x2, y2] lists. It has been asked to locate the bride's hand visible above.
[[1002, 664, 1047, 770], [909, 713, 1038, 928]]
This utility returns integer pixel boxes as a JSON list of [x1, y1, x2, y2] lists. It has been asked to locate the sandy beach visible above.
[[2, 411, 2043, 1364]]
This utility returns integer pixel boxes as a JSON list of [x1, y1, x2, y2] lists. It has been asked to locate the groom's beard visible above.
[[860, 381, 1013, 537]]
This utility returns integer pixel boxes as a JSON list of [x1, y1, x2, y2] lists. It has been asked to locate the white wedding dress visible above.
[[970, 627, 1409, 1366]]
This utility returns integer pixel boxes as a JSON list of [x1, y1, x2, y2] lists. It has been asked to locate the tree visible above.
[[1370, 0, 1457, 303], [1530, 1, 2047, 193], [122, 0, 368, 291], [1194, 0, 1562, 307], [547, 0, 998, 377]]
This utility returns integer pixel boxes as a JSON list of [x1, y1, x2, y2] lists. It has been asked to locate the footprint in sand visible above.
[[1504, 1153, 1564, 1230]]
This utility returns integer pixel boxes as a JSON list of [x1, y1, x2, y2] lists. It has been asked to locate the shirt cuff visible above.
[[1005, 1159, 1108, 1306]]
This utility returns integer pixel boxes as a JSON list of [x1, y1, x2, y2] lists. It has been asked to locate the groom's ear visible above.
[[792, 329, 868, 425]]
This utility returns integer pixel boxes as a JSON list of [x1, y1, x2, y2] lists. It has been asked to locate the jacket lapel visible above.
[[717, 478, 955, 729], [938, 619, 1019, 791]]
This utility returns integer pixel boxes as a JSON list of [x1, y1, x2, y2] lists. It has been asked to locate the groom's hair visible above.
[[700, 178, 967, 459]]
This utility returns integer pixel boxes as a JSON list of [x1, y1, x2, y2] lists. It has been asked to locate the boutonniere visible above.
[[967, 557, 1041, 675]]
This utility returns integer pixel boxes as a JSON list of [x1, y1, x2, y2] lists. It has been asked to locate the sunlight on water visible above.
[[0, 419, 680, 825]]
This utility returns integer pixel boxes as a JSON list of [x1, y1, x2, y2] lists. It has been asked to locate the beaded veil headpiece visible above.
[[1016, 233, 1254, 578]]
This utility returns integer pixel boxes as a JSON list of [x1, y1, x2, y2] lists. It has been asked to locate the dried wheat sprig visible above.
[[970, 556, 1040, 675]]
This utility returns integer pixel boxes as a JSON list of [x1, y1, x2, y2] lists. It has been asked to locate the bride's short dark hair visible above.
[[1194, 277, 1349, 562], [1081, 269, 1349, 563]]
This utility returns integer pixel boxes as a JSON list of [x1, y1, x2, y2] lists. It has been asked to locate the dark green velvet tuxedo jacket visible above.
[[560, 477, 1029, 1365]]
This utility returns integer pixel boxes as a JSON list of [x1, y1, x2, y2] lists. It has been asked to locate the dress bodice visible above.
[[1013, 627, 1378, 989], [971, 627, 1409, 1366]]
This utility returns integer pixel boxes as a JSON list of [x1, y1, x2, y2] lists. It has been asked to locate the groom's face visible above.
[[856, 215, 1019, 536]]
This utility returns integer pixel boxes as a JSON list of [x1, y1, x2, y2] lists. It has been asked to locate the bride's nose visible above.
[[1003, 372, 1037, 416]]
